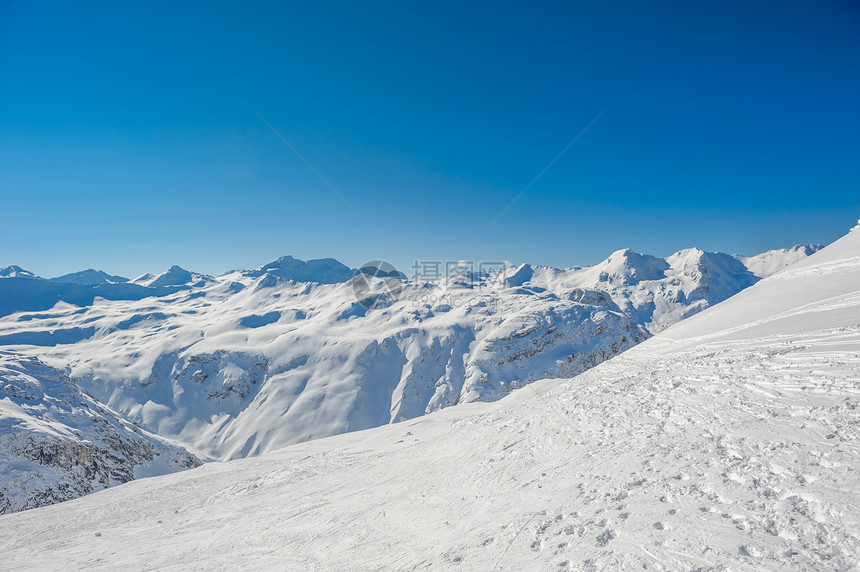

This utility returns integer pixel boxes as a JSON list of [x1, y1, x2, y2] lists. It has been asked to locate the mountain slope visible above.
[[0, 245, 818, 461], [0, 352, 201, 514], [738, 243, 822, 278], [0, 232, 855, 569]]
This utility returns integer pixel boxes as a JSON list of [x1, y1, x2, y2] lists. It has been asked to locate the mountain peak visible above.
[[50, 269, 129, 285], [248, 255, 354, 284], [595, 249, 669, 285], [0, 265, 41, 279], [133, 266, 210, 288]]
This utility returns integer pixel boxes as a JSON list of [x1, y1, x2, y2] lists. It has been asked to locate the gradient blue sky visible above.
[[2, 1, 859, 278]]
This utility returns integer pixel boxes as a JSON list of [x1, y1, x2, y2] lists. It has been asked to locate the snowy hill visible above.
[[0, 246, 818, 463], [0, 352, 200, 514], [0, 232, 855, 569]]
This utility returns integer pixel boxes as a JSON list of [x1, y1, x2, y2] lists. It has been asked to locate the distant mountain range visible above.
[[0, 244, 820, 319], [0, 242, 822, 512], [50, 269, 129, 285]]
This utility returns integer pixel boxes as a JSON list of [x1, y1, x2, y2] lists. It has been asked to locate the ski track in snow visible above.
[[0, 232, 857, 570]]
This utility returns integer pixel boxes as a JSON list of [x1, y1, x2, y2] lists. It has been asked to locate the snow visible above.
[[0, 230, 857, 570], [0, 266, 40, 280], [245, 255, 355, 283], [0, 353, 200, 514], [131, 265, 211, 287], [49, 269, 129, 285], [0, 245, 818, 464], [737, 244, 822, 279]]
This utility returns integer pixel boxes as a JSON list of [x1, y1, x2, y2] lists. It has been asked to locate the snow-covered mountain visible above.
[[0, 231, 855, 569], [131, 265, 212, 288], [0, 244, 819, 464], [0, 266, 195, 318], [49, 269, 129, 285], [737, 243, 822, 278], [0, 266, 40, 280], [0, 352, 200, 514], [244, 255, 354, 283]]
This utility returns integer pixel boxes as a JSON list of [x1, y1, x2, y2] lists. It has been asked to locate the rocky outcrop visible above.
[[0, 352, 201, 514]]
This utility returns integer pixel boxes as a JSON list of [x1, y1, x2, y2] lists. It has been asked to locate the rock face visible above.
[[0, 246, 819, 463], [0, 352, 201, 514]]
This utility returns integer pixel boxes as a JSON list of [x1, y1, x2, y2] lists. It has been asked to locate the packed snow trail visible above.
[[0, 230, 857, 570]]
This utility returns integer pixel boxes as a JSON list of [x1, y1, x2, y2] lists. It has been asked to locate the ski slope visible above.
[[0, 231, 856, 569]]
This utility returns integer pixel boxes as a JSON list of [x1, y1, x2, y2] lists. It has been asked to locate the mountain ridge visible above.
[[0, 242, 822, 288], [0, 242, 822, 464]]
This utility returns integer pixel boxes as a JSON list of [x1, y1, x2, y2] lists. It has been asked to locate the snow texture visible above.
[[0, 231, 856, 569], [0, 246, 817, 464], [0, 353, 201, 514]]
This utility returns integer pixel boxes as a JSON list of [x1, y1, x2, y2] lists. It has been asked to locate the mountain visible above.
[[0, 231, 856, 569], [0, 280, 188, 320], [0, 266, 40, 280], [0, 265, 212, 319], [131, 265, 211, 287], [737, 243, 822, 278], [49, 269, 129, 285], [498, 244, 821, 334], [244, 255, 355, 283], [0, 244, 819, 463], [0, 352, 201, 514]]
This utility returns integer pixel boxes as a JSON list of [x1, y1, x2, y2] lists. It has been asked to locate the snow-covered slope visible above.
[[501, 243, 820, 333], [0, 352, 201, 514], [0, 246, 817, 462], [738, 243, 822, 278], [0, 279, 186, 319], [0, 232, 855, 569]]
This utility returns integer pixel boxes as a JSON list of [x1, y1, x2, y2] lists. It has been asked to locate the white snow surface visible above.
[[0, 245, 817, 464], [0, 232, 857, 569]]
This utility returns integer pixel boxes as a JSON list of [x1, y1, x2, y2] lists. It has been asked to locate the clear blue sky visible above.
[[2, 1, 859, 278]]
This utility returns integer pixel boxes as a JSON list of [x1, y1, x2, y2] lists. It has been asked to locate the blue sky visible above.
[[1, 1, 859, 278]]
